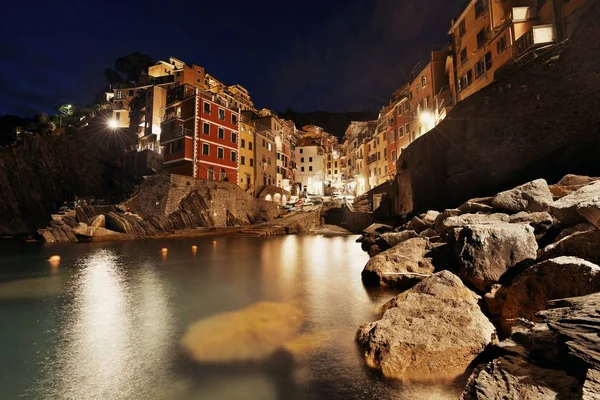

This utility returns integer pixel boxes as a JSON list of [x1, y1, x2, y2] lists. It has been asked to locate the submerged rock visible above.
[[357, 271, 496, 382], [361, 237, 435, 288], [182, 302, 304, 363]]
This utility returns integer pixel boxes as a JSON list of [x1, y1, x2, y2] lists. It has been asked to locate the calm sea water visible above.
[[0, 235, 460, 399]]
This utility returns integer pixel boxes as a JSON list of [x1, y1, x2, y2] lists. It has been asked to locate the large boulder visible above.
[[538, 228, 600, 264], [549, 174, 599, 199], [460, 355, 582, 400], [363, 223, 393, 235], [491, 179, 554, 213], [550, 181, 600, 225], [434, 209, 462, 234], [361, 237, 435, 288], [459, 198, 494, 214], [356, 271, 496, 381], [457, 222, 538, 292], [502, 257, 600, 327], [439, 213, 510, 236]]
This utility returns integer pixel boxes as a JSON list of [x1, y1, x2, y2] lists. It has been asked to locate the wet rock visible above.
[[439, 213, 510, 236], [357, 271, 496, 381], [550, 181, 600, 225], [37, 229, 56, 243], [363, 223, 393, 235], [491, 179, 554, 213], [360, 235, 377, 251], [434, 209, 461, 234], [508, 211, 553, 236], [181, 302, 304, 363], [460, 355, 582, 400], [538, 228, 600, 264], [457, 222, 537, 292], [502, 257, 600, 330], [378, 230, 418, 248], [361, 237, 435, 288]]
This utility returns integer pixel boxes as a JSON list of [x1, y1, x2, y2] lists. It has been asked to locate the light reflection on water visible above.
[[0, 236, 463, 399]]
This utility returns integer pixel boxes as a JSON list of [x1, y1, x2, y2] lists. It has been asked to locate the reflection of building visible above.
[[161, 84, 240, 182], [295, 137, 326, 195]]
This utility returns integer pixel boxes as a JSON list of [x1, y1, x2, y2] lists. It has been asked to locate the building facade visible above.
[[295, 137, 326, 195]]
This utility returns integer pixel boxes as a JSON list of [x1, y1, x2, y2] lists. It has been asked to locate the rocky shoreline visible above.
[[356, 174, 600, 398]]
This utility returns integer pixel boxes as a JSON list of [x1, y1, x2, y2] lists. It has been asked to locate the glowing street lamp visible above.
[[108, 119, 119, 129], [419, 111, 435, 133]]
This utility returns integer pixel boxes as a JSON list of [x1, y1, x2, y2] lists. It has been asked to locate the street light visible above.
[[419, 111, 435, 132], [108, 119, 119, 129]]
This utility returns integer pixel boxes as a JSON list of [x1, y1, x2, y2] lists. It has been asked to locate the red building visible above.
[[161, 84, 239, 182]]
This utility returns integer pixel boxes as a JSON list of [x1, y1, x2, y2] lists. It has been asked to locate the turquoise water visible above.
[[0, 235, 459, 399]]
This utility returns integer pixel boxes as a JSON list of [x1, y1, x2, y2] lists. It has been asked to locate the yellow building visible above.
[[238, 115, 256, 192]]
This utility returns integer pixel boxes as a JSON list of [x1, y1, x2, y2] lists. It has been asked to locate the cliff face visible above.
[[0, 130, 136, 235], [390, 1, 600, 216]]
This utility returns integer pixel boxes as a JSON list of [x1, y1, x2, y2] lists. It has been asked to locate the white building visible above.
[[294, 137, 326, 195]]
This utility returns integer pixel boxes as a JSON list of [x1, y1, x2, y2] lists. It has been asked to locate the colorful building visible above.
[[295, 136, 326, 195], [161, 84, 240, 182], [238, 113, 255, 192]]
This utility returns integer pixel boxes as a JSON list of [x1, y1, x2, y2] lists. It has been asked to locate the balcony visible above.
[[162, 111, 182, 122], [161, 126, 194, 143], [367, 154, 378, 165], [514, 25, 555, 58], [166, 84, 197, 105]]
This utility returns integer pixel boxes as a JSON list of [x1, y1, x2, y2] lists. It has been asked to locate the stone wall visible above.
[[389, 2, 600, 217]]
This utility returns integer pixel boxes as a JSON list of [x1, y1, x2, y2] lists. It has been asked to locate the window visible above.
[[241, 156, 246, 165], [202, 143, 210, 156], [208, 167, 214, 180], [391, 150, 396, 162], [250, 158, 254, 167], [497, 36, 507, 54], [249, 142, 253, 151], [128, 89, 134, 96], [309, 157, 313, 162], [218, 127, 224, 139], [262, 139, 266, 147], [116, 90, 123, 99], [301, 157, 304, 163], [301, 166, 305, 172], [475, 0, 484, 17], [334, 170, 338, 174], [459, 19, 466, 37], [335, 161, 338, 167], [477, 28, 487, 48], [475, 59, 486, 78], [309, 166, 313, 172], [460, 48, 467, 64], [399, 126, 404, 137], [204, 102, 211, 114], [232, 114, 238, 125], [203, 122, 210, 135], [231, 151, 237, 162], [220, 169, 226, 181], [416, 83, 421, 93], [422, 75, 427, 87], [377, 152, 381, 160], [267, 143, 272, 151], [115, 111, 120, 120], [485, 52, 492, 71], [218, 108, 225, 120], [172, 139, 183, 153], [231, 131, 237, 143], [388, 132, 396, 142], [217, 147, 224, 159], [299, 148, 303, 154], [241, 138, 246, 148]]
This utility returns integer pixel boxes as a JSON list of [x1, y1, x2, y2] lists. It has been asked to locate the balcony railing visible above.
[[162, 111, 182, 122], [367, 154, 378, 165], [161, 127, 194, 142], [513, 25, 555, 59]]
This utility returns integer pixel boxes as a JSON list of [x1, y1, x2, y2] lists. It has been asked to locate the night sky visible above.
[[0, 0, 457, 117]]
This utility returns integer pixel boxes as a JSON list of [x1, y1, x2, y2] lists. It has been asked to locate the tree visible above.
[[55, 103, 75, 128], [104, 52, 154, 84]]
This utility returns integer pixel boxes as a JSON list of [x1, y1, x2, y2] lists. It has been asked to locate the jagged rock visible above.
[[357, 271, 496, 381], [538, 228, 600, 264], [485, 284, 509, 317], [367, 245, 383, 258], [502, 257, 600, 330], [584, 369, 600, 400], [88, 214, 105, 228], [549, 174, 599, 199], [421, 210, 439, 226], [378, 230, 418, 248], [407, 216, 428, 233], [362, 223, 393, 236], [460, 355, 582, 400], [508, 211, 553, 236], [497, 320, 562, 366], [556, 222, 596, 241], [578, 201, 600, 230], [491, 179, 554, 213], [361, 237, 435, 288], [360, 235, 377, 251], [439, 213, 510, 236], [37, 229, 56, 243], [457, 222, 537, 292], [459, 200, 494, 214], [550, 181, 600, 225], [434, 209, 462, 234]]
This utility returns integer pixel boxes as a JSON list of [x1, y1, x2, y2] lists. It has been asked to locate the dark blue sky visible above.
[[0, 0, 456, 116]]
